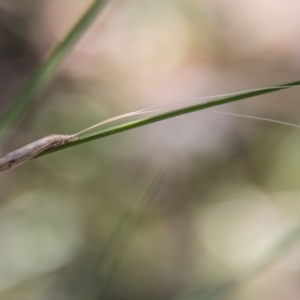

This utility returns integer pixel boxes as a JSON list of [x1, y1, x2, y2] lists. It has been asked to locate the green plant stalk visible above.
[[74, 163, 166, 300], [0, 0, 109, 138], [95, 162, 167, 300], [172, 225, 300, 300], [38, 79, 300, 158]]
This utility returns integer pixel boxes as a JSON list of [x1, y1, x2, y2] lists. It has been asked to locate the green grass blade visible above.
[[95, 162, 167, 299], [38, 79, 300, 157], [172, 225, 300, 300], [77, 161, 168, 300], [0, 0, 109, 138], [172, 282, 235, 300]]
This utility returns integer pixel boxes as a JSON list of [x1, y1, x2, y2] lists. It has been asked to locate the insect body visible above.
[[0, 135, 77, 172]]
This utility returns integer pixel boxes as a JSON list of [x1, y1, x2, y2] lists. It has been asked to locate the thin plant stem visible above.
[[38, 79, 300, 158], [76, 160, 168, 300], [172, 225, 300, 300], [0, 0, 109, 138]]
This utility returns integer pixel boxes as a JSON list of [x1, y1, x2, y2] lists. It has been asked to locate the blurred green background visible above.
[[1, 1, 300, 299]]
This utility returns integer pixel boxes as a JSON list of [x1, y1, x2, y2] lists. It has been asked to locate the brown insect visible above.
[[0, 109, 151, 172]]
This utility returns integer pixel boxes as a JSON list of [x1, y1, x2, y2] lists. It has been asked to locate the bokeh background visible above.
[[1, 1, 300, 299]]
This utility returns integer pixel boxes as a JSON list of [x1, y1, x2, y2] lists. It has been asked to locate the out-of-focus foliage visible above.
[[1, 1, 300, 299]]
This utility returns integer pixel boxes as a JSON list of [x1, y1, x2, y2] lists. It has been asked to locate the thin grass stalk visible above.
[[172, 225, 300, 300], [0, 0, 109, 138], [37, 79, 300, 158]]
